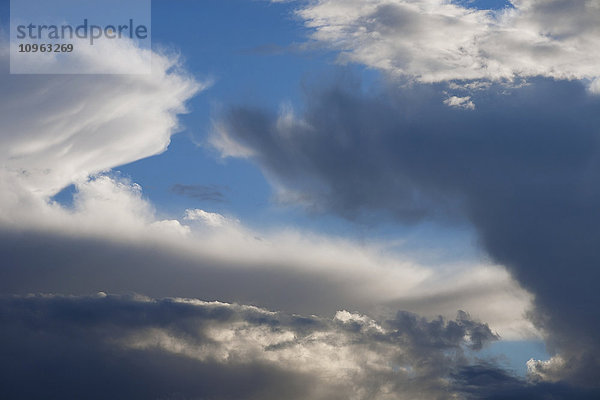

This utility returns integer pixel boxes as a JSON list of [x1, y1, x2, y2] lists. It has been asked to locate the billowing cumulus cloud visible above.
[[211, 77, 600, 387], [0, 293, 501, 400], [4, 294, 596, 399], [294, 0, 600, 91]]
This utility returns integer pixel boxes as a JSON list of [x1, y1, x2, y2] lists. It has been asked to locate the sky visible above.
[[1, 0, 600, 399]]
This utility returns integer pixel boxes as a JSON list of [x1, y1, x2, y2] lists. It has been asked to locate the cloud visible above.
[[9, 37, 154, 74], [0, 19, 545, 397], [211, 77, 600, 386], [0, 173, 535, 340], [0, 293, 502, 400], [184, 208, 239, 227], [0, 38, 203, 199], [526, 356, 566, 383], [453, 363, 600, 400], [0, 41, 534, 341], [0, 33, 536, 340], [294, 0, 600, 91], [171, 183, 228, 202], [444, 95, 475, 110]]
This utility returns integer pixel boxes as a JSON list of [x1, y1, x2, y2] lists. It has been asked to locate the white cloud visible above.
[[295, 0, 600, 90], [0, 39, 204, 199], [527, 355, 566, 383], [443, 95, 475, 110], [209, 121, 257, 158], [185, 209, 239, 228], [590, 78, 600, 95], [10, 37, 154, 74]]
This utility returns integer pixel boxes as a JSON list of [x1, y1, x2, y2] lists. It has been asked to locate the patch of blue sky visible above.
[[453, 0, 514, 10], [475, 340, 550, 377], [0, 0, 8, 27]]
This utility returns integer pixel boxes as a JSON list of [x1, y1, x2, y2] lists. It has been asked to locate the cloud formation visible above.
[[0, 35, 534, 342], [212, 77, 600, 386], [0, 16, 557, 398], [0, 173, 535, 340], [0, 39, 202, 199], [0, 293, 502, 400], [295, 0, 600, 91]]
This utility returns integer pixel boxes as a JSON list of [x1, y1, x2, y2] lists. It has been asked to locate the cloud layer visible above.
[[0, 293, 501, 400], [0, 173, 535, 340]]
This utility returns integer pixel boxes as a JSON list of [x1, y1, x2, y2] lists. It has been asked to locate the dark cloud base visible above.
[[0, 229, 374, 316], [454, 364, 600, 400], [0, 294, 327, 400], [0, 293, 562, 400]]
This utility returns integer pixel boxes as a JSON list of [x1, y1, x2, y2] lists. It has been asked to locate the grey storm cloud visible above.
[[212, 77, 600, 388], [453, 364, 600, 400], [0, 293, 501, 400]]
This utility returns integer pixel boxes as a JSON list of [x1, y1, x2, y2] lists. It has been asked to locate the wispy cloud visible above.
[[171, 183, 228, 202], [0, 41, 203, 199]]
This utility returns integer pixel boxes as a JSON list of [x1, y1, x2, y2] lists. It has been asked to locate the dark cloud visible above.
[[0, 299, 316, 400], [171, 183, 227, 202], [214, 77, 600, 387], [453, 364, 600, 400], [0, 294, 498, 400], [0, 229, 362, 316]]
